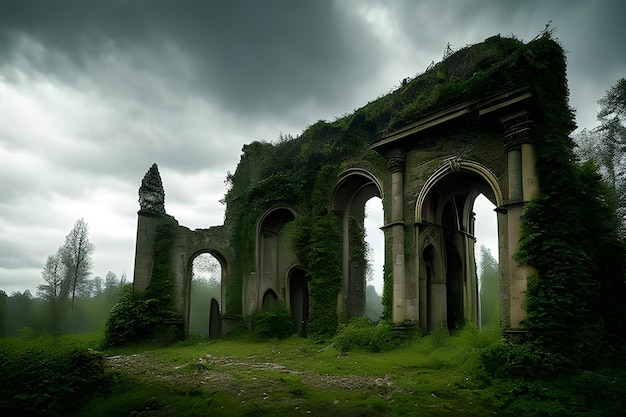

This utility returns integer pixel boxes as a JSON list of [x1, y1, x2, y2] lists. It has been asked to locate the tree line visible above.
[[0, 218, 126, 336]]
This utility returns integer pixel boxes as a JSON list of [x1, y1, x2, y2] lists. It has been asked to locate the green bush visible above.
[[251, 301, 295, 339], [481, 339, 570, 380], [103, 284, 182, 347], [0, 336, 110, 416], [332, 317, 403, 353]]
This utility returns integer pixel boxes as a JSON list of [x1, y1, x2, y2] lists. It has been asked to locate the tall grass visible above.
[[0, 332, 109, 417]]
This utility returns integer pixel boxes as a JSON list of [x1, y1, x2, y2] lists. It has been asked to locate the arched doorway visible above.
[[189, 252, 224, 338], [417, 160, 501, 332], [262, 289, 278, 311], [332, 169, 384, 321], [288, 267, 309, 337], [256, 207, 297, 313]]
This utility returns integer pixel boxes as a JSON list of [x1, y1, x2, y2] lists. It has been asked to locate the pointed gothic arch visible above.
[[415, 159, 502, 331], [331, 169, 385, 320]]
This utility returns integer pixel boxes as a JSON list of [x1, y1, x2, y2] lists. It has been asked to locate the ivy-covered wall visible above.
[[124, 32, 625, 349], [223, 34, 542, 337]]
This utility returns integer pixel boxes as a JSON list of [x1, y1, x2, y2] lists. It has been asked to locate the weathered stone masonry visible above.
[[132, 36, 559, 339]]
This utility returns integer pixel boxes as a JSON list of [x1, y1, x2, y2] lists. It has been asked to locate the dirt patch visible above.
[[105, 353, 397, 397]]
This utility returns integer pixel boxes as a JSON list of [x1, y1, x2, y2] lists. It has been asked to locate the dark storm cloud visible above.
[[1, 0, 624, 294], [0, 0, 384, 120]]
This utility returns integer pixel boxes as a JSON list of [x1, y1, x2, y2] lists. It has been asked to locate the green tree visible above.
[[6, 291, 35, 334], [364, 285, 383, 322], [103, 271, 122, 303], [91, 276, 104, 298], [575, 78, 626, 234], [478, 246, 499, 328], [36, 253, 67, 334], [0, 290, 7, 336], [59, 218, 96, 329]]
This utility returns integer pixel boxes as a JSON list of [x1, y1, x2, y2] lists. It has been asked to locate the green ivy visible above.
[[0, 336, 110, 416], [251, 300, 295, 339], [219, 32, 626, 347], [104, 217, 182, 346], [513, 35, 626, 371]]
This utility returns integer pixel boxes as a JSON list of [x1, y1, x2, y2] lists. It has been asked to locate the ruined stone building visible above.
[[132, 34, 571, 339]]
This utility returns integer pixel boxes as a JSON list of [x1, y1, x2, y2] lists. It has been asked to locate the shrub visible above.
[[251, 301, 295, 339], [332, 317, 403, 353], [0, 336, 110, 416], [103, 284, 182, 347], [481, 338, 571, 380]]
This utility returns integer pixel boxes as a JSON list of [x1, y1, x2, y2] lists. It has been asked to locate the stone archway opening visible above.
[[473, 194, 500, 328], [262, 289, 278, 311], [288, 267, 309, 337], [332, 169, 384, 322], [418, 166, 500, 333], [189, 252, 223, 338], [255, 207, 297, 314]]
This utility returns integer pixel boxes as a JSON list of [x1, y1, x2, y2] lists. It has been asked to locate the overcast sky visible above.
[[1, 0, 624, 295]]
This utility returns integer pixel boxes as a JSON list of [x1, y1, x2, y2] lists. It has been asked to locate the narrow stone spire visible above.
[[138, 163, 166, 214]]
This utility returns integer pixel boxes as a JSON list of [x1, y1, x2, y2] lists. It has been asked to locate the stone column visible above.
[[501, 111, 535, 330], [388, 155, 406, 323], [133, 212, 159, 293]]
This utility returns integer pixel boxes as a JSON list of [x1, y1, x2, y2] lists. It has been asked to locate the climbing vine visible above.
[[220, 32, 626, 348], [104, 216, 182, 346], [513, 35, 626, 371]]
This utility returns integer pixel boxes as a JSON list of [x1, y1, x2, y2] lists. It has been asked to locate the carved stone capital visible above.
[[387, 155, 405, 174], [501, 112, 534, 152]]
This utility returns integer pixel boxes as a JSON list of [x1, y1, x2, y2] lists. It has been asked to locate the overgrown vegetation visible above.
[[223, 32, 617, 341], [332, 317, 405, 353], [511, 38, 626, 372], [251, 300, 296, 339], [3, 327, 623, 416], [0, 333, 110, 417], [104, 217, 183, 347]]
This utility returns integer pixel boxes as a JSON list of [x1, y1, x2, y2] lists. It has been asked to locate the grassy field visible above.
[[3, 326, 624, 416], [77, 327, 499, 416]]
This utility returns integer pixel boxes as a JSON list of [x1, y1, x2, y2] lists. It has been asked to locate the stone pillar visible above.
[[388, 155, 406, 323], [521, 142, 539, 201], [463, 231, 479, 326], [134, 163, 167, 293], [501, 111, 536, 329], [507, 149, 523, 202], [133, 212, 159, 293]]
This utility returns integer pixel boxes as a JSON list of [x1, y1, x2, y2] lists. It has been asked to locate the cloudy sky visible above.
[[1, 0, 624, 295]]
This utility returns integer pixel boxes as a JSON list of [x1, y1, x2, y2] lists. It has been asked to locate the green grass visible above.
[[73, 327, 501, 416], [3, 327, 624, 416]]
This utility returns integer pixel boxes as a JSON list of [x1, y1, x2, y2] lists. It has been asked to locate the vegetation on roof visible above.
[[222, 32, 573, 337]]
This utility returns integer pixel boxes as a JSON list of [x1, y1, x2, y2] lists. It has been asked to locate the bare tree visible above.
[[59, 218, 95, 326]]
